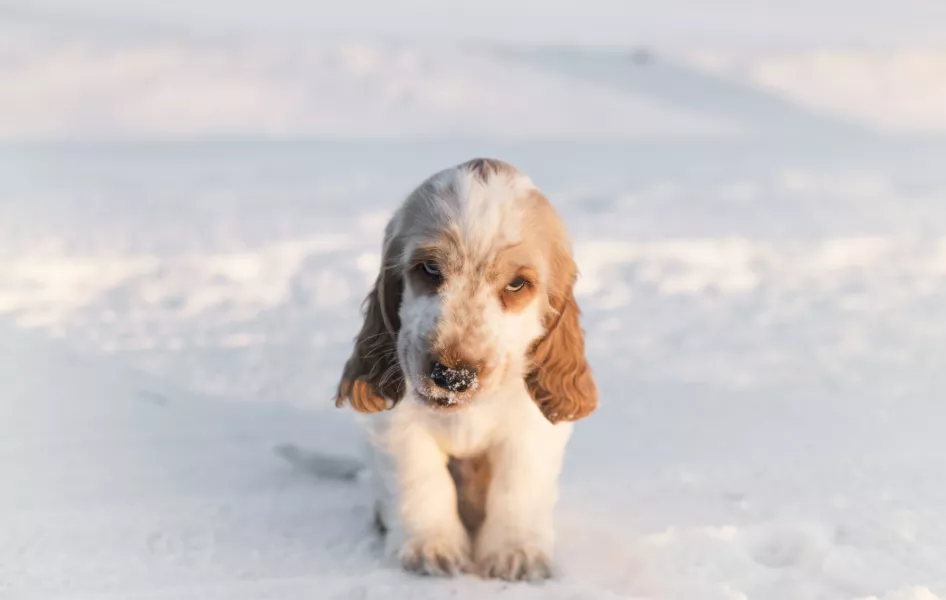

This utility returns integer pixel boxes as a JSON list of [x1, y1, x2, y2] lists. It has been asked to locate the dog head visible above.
[[335, 158, 596, 422]]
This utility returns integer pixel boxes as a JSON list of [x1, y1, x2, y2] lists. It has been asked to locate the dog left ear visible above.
[[526, 258, 597, 424], [335, 220, 405, 412]]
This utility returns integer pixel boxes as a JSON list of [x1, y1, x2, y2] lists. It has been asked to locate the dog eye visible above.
[[505, 277, 527, 292], [420, 262, 442, 279]]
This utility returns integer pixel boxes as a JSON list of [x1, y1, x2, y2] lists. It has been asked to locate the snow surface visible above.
[[0, 25, 737, 140], [4, 15, 946, 600], [8, 0, 946, 49], [5, 136, 946, 599], [4, 21, 946, 141], [684, 50, 946, 135]]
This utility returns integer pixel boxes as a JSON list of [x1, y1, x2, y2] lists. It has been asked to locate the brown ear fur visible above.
[[526, 260, 598, 424], [335, 227, 405, 412]]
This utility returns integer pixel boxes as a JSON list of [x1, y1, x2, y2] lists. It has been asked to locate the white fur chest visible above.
[[370, 382, 542, 460], [418, 396, 506, 458]]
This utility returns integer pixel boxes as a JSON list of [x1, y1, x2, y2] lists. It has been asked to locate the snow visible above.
[[4, 16, 946, 141], [5, 136, 946, 599], [4, 11, 946, 600], [8, 0, 946, 48], [0, 25, 737, 140], [685, 49, 946, 134]]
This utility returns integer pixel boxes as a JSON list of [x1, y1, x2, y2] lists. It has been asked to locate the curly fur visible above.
[[334, 158, 597, 581]]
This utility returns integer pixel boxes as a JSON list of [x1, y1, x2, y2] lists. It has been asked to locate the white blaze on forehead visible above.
[[453, 167, 537, 258], [393, 161, 551, 401]]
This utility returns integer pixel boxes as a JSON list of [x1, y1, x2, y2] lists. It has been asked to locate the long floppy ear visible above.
[[526, 261, 598, 424], [335, 221, 405, 412]]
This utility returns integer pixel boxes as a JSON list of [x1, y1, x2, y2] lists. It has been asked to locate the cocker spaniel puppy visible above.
[[335, 158, 597, 581]]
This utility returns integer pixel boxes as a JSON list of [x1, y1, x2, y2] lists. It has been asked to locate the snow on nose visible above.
[[429, 361, 478, 393]]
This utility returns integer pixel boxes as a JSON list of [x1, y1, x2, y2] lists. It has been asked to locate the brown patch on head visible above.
[[485, 237, 544, 314], [461, 157, 517, 183], [334, 216, 405, 413], [500, 273, 538, 312], [521, 191, 599, 423], [492, 251, 539, 313]]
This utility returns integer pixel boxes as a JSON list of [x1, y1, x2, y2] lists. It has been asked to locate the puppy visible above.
[[335, 158, 597, 581]]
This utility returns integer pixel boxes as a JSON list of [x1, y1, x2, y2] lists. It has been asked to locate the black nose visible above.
[[429, 361, 477, 393]]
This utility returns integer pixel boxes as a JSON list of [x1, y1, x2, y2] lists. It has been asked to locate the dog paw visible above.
[[476, 543, 554, 581], [398, 534, 473, 577]]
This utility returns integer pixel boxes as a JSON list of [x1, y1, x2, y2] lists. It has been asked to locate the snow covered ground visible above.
[[4, 8, 946, 600]]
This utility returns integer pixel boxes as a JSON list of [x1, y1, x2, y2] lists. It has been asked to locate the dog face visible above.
[[336, 158, 596, 422]]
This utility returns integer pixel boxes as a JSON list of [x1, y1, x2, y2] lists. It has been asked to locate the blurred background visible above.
[[3, 2, 946, 599]]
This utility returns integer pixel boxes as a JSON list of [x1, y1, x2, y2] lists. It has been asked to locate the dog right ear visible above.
[[526, 254, 597, 424], [335, 225, 405, 413]]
